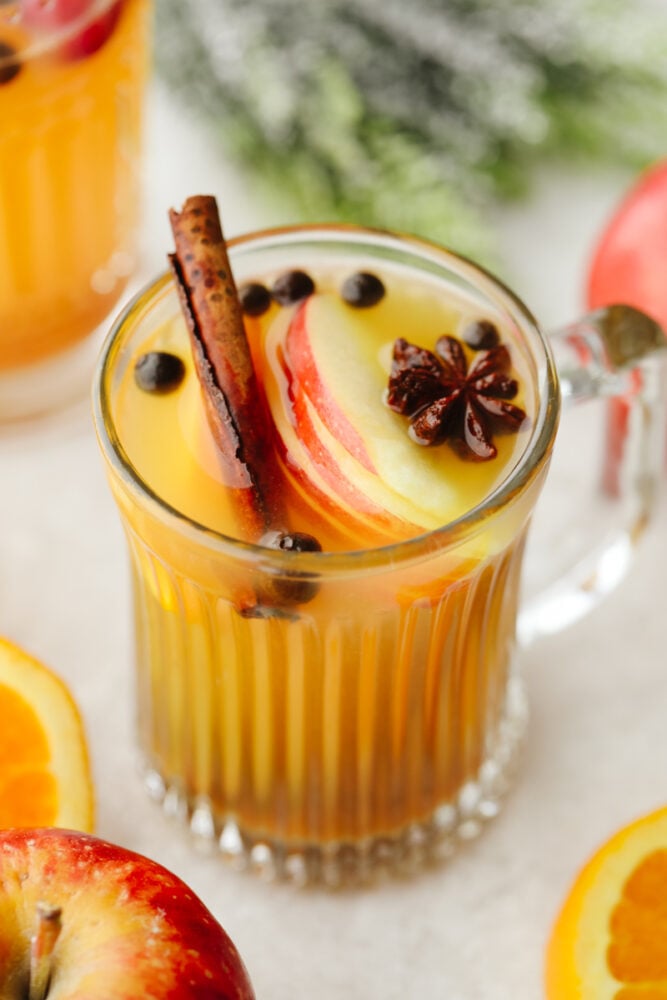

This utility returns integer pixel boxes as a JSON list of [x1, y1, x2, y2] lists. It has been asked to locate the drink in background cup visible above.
[[0, 0, 152, 421], [94, 217, 559, 883]]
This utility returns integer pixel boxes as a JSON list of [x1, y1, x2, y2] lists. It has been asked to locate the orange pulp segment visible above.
[[0, 637, 93, 831], [546, 805, 667, 999]]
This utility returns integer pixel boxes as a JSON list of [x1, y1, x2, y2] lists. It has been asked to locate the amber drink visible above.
[[94, 223, 558, 883], [0, 0, 152, 420]]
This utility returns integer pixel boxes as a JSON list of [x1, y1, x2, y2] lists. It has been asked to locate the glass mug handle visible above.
[[518, 304, 667, 646]]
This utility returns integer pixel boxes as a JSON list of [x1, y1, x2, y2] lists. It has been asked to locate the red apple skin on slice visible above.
[[273, 406, 420, 548], [0, 827, 255, 1000], [278, 294, 457, 536], [277, 337, 428, 540], [283, 363, 393, 518], [21, 0, 123, 59], [285, 301, 376, 473]]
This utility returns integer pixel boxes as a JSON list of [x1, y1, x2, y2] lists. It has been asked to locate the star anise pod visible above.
[[385, 334, 528, 460]]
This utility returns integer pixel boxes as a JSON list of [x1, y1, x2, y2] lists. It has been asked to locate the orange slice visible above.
[[0, 637, 94, 832], [546, 805, 667, 999]]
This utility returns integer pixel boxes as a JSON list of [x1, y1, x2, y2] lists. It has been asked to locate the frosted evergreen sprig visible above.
[[155, 0, 667, 260]]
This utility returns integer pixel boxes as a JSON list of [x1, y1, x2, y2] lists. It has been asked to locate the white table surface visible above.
[[2, 79, 666, 1000]]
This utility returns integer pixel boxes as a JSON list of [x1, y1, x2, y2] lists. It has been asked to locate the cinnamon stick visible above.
[[168, 196, 286, 542]]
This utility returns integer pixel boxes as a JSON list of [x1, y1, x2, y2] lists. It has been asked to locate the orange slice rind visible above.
[[546, 805, 667, 999], [0, 637, 94, 832]]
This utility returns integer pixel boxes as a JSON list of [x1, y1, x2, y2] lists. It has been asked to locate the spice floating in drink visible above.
[[386, 333, 528, 459]]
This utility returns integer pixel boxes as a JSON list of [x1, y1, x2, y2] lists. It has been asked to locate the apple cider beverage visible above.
[[0, 0, 151, 419], [95, 199, 558, 883]]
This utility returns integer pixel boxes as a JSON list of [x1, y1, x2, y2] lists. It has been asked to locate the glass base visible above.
[[0, 327, 106, 424], [141, 678, 528, 887]]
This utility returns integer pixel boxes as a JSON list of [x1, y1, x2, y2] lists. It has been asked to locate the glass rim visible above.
[[0, 0, 120, 66], [92, 222, 561, 572]]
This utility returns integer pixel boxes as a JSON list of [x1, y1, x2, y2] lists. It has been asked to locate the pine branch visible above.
[[155, 0, 667, 260]]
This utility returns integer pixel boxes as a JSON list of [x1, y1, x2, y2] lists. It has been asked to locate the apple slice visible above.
[[274, 383, 431, 542], [263, 308, 433, 539], [286, 300, 376, 473], [21, 0, 122, 59], [0, 827, 255, 999], [282, 294, 475, 527]]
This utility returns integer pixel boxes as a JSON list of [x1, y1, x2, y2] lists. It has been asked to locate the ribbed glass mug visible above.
[[93, 226, 666, 885]]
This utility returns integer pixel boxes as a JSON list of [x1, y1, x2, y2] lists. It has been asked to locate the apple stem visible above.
[[29, 902, 62, 1000]]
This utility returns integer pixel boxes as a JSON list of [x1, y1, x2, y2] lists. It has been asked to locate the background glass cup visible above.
[[0, 0, 152, 422], [93, 226, 666, 886]]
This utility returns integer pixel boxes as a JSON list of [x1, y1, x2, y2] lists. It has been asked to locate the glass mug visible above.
[[92, 226, 666, 885], [0, 0, 152, 422]]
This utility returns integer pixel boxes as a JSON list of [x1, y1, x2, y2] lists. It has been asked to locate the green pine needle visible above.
[[155, 0, 667, 260]]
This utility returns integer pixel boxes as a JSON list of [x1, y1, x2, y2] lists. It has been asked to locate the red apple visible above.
[[21, 0, 122, 59], [0, 827, 255, 1000], [587, 160, 667, 329], [586, 161, 667, 495]]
